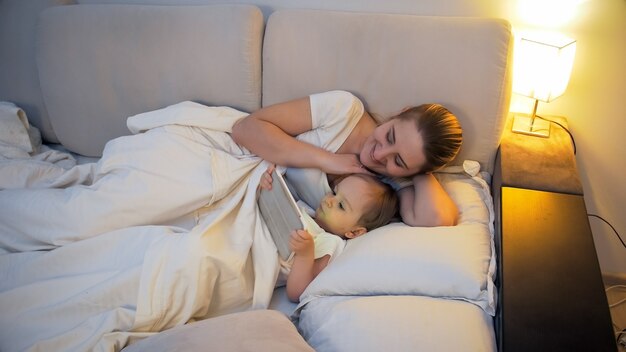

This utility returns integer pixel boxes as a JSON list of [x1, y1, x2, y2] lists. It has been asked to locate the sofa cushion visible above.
[[37, 4, 263, 156], [262, 9, 513, 174], [122, 310, 314, 352]]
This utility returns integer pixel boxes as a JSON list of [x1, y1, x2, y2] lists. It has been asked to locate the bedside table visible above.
[[492, 114, 616, 351]]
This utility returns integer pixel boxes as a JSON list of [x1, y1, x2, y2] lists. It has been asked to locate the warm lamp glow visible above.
[[516, 0, 585, 27], [513, 33, 576, 102], [511, 32, 576, 137]]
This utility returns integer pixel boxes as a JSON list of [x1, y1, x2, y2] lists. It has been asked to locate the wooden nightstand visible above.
[[492, 114, 616, 351]]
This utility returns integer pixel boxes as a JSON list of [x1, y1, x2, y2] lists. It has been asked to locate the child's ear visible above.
[[344, 227, 367, 239]]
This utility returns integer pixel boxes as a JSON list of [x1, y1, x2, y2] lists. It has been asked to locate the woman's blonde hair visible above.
[[396, 104, 463, 173]]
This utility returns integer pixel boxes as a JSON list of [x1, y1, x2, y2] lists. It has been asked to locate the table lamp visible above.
[[511, 32, 576, 137]]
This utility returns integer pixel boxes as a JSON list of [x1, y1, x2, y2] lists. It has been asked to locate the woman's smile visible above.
[[370, 144, 381, 165]]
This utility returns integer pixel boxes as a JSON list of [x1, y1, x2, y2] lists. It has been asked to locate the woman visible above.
[[232, 90, 462, 227], [0, 90, 459, 252]]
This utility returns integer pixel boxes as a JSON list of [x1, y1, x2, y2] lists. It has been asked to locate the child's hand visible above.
[[289, 229, 314, 258], [259, 163, 276, 190]]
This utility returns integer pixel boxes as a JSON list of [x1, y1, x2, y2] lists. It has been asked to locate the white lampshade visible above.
[[512, 32, 576, 103]]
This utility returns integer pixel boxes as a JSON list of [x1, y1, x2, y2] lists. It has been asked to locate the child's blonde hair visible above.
[[345, 174, 399, 231]]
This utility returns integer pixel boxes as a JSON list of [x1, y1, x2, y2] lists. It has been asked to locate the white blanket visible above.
[[0, 102, 280, 351], [0, 101, 82, 189], [0, 101, 40, 158]]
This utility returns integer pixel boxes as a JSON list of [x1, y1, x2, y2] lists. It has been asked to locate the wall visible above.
[[1, 0, 624, 275]]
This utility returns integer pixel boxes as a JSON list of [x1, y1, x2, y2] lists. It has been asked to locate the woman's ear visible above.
[[344, 227, 367, 239]]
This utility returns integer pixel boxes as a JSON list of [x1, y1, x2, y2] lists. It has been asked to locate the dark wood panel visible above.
[[500, 187, 615, 351]]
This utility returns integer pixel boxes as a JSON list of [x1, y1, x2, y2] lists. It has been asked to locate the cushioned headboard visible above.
[[37, 4, 263, 157], [263, 10, 513, 174]]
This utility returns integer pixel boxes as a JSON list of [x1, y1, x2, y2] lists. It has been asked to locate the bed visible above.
[[0, 4, 512, 351]]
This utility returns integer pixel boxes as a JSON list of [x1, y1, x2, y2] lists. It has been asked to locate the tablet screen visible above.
[[258, 169, 304, 260]]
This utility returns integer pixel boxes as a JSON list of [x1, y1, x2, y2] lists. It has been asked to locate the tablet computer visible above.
[[258, 168, 304, 260]]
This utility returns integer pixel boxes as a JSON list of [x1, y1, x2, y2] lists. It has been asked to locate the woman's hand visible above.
[[289, 229, 314, 258], [320, 153, 375, 176], [258, 163, 276, 191]]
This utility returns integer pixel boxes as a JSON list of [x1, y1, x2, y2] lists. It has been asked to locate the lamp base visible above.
[[511, 114, 550, 138]]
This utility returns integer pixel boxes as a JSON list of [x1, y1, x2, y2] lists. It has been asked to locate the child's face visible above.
[[314, 176, 374, 238]]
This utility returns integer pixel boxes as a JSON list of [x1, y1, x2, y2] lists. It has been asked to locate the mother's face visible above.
[[359, 118, 427, 178]]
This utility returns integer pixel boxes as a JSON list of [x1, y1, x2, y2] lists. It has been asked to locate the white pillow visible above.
[[298, 295, 496, 352], [298, 161, 497, 315]]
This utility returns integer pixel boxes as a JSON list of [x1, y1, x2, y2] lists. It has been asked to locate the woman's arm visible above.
[[286, 229, 330, 302], [232, 97, 365, 175], [233, 97, 325, 168], [397, 173, 458, 227]]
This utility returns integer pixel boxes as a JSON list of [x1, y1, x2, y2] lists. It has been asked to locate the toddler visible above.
[[261, 167, 398, 302]]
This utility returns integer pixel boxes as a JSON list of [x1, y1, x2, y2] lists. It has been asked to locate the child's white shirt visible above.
[[275, 201, 346, 287]]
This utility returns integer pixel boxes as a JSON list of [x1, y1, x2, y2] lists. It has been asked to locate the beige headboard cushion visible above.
[[263, 10, 513, 174], [37, 4, 263, 157]]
